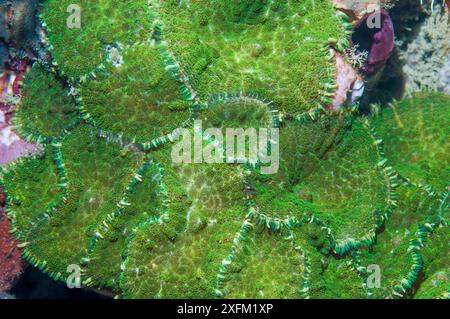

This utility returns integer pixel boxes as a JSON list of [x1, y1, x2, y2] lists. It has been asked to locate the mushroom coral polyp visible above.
[[0, 0, 448, 299]]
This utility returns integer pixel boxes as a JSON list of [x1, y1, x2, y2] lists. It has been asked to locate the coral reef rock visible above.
[[401, 4, 450, 92], [0, 187, 24, 292], [0, 0, 448, 299]]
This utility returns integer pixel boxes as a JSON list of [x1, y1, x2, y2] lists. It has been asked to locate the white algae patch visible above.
[[401, 5, 450, 92]]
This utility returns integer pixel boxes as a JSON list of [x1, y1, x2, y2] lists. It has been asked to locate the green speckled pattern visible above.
[[0, 0, 448, 299]]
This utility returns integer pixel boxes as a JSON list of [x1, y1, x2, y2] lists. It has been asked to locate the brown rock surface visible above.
[[332, 0, 393, 20]]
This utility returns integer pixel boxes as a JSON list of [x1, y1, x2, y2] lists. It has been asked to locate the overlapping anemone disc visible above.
[[247, 115, 389, 242], [21, 124, 144, 278], [198, 93, 278, 129], [41, 0, 153, 79], [119, 145, 248, 298], [356, 183, 444, 298], [219, 226, 305, 299], [153, 0, 344, 115], [371, 92, 450, 191], [414, 225, 449, 299], [11, 65, 78, 143], [79, 43, 192, 148], [307, 256, 367, 298], [193, 93, 279, 166], [83, 154, 191, 291], [257, 222, 366, 299], [0, 147, 63, 241]]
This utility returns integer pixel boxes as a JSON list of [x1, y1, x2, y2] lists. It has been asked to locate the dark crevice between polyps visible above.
[[351, 9, 400, 112], [352, 9, 395, 76], [366, 1, 438, 108], [10, 265, 112, 299]]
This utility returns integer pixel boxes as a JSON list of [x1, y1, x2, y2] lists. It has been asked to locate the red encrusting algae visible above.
[[0, 58, 35, 293], [0, 187, 24, 292], [0, 58, 38, 165]]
